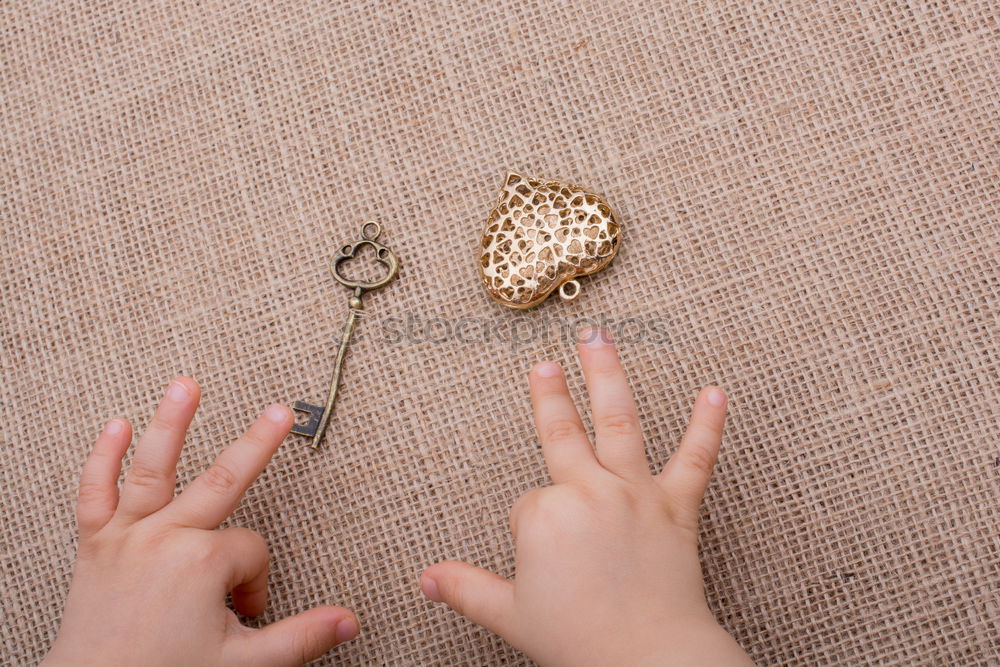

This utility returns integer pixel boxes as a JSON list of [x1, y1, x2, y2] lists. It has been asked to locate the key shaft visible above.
[[308, 307, 359, 449]]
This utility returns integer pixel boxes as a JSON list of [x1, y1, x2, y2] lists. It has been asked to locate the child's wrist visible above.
[[607, 618, 750, 667]]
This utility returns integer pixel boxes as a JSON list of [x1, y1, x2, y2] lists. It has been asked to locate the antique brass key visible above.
[[292, 221, 399, 449]]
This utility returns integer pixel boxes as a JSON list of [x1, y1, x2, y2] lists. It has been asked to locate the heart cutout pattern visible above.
[[479, 171, 622, 309]]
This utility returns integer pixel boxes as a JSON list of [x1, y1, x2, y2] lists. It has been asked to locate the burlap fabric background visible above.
[[2, 1, 998, 664]]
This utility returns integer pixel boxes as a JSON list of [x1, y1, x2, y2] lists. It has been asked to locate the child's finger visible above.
[[421, 561, 517, 642], [164, 404, 292, 529], [529, 362, 599, 483], [577, 328, 650, 480], [77, 418, 132, 538], [116, 378, 200, 521], [656, 386, 727, 521], [216, 527, 270, 617], [225, 606, 359, 667]]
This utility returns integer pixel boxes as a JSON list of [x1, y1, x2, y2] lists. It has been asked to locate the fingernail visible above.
[[706, 388, 726, 407], [104, 419, 124, 435], [534, 361, 562, 378], [421, 575, 442, 602], [264, 404, 290, 423], [334, 616, 359, 643], [166, 381, 190, 402], [578, 327, 611, 348]]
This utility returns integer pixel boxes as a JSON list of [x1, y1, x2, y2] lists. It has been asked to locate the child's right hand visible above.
[[421, 329, 754, 666]]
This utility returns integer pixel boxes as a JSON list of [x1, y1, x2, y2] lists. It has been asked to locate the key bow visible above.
[[330, 221, 399, 294]]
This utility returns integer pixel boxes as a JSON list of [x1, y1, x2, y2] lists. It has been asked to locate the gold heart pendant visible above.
[[479, 171, 622, 309]]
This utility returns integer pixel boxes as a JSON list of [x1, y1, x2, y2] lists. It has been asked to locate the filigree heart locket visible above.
[[479, 171, 622, 309]]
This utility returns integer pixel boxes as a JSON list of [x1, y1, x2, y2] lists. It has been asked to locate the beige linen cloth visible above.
[[1, 1, 998, 664]]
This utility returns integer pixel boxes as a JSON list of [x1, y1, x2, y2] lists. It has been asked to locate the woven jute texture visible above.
[[2, 1, 998, 664]]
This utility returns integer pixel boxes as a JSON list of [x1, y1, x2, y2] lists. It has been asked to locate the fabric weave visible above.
[[2, 1, 998, 664]]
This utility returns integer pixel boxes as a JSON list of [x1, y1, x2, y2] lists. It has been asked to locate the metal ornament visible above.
[[292, 221, 399, 449], [479, 171, 622, 309]]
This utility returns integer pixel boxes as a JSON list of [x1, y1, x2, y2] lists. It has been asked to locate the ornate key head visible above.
[[330, 221, 400, 307]]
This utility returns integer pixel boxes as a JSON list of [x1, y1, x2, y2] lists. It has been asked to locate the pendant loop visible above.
[[559, 279, 581, 301]]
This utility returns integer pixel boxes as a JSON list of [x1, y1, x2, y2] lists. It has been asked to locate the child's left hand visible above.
[[43, 378, 359, 667]]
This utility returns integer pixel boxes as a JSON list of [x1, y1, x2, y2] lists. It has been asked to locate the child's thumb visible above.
[[421, 560, 517, 640], [227, 605, 359, 667]]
